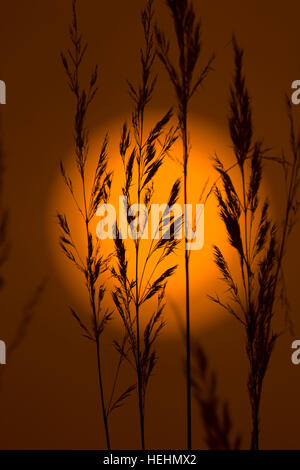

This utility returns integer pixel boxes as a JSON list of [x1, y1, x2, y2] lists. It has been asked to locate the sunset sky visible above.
[[0, 0, 300, 450]]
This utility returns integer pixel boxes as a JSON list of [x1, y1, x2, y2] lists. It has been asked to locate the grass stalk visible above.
[[58, 0, 132, 449], [156, 0, 214, 449], [210, 37, 300, 450], [191, 344, 241, 449], [112, 0, 180, 449], [136, 146, 144, 449]]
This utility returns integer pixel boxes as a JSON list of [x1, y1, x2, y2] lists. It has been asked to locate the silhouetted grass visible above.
[[274, 97, 300, 333], [58, 0, 133, 449], [173, 299, 241, 450], [156, 0, 214, 449], [192, 343, 241, 450], [0, 116, 46, 385], [209, 37, 300, 449], [0, 116, 45, 379], [111, 0, 180, 450]]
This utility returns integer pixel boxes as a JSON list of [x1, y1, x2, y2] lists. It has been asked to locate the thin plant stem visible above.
[[183, 113, 192, 450], [58, 0, 133, 450], [156, 0, 214, 449], [82, 174, 111, 450], [112, 0, 180, 450], [209, 38, 300, 450], [96, 337, 111, 449], [136, 130, 145, 449]]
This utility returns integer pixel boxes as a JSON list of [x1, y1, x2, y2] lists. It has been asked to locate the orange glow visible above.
[[46, 112, 270, 335]]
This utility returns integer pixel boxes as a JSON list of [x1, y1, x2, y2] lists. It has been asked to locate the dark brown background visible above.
[[0, 0, 299, 449]]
